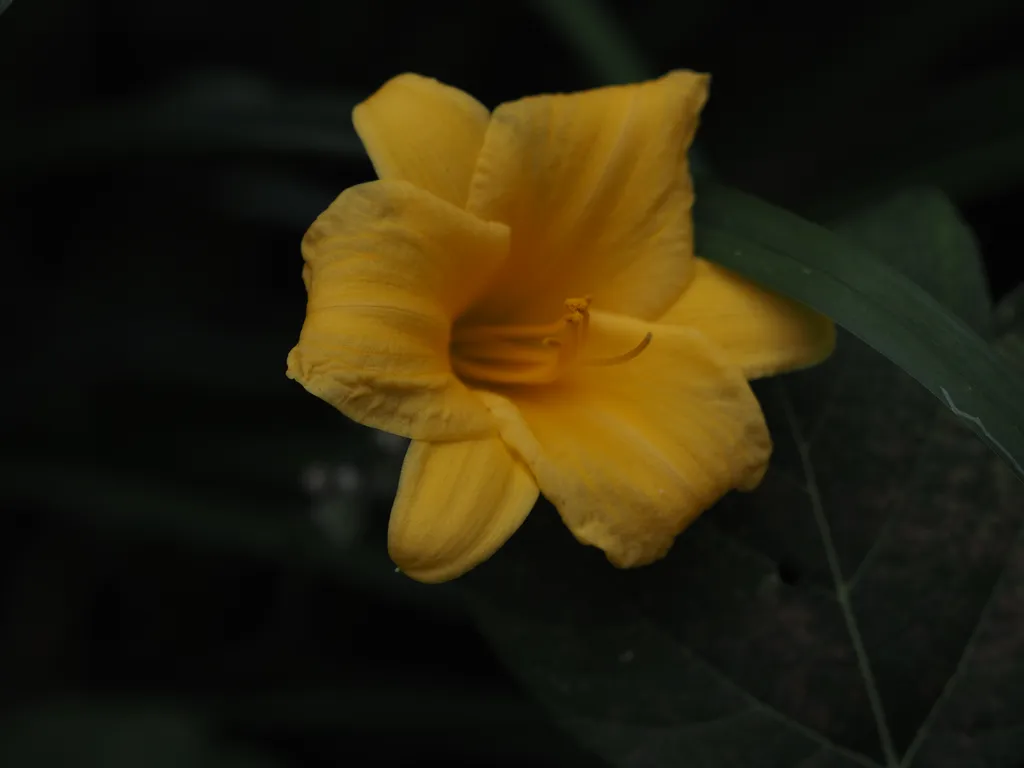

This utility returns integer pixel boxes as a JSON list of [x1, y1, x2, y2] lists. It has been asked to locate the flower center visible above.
[[450, 296, 652, 386]]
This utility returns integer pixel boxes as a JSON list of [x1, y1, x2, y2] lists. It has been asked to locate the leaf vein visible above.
[[781, 382, 900, 767]]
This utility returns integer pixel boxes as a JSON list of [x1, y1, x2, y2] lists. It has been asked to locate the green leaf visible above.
[[693, 178, 1024, 481], [465, 190, 1024, 767], [829, 189, 990, 335]]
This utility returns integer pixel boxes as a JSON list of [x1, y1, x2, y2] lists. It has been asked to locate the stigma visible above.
[[450, 297, 653, 386]]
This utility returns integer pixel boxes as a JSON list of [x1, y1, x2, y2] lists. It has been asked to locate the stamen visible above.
[[584, 332, 653, 366], [559, 312, 585, 362], [564, 296, 591, 341], [563, 296, 592, 314], [452, 339, 553, 365], [451, 357, 562, 385], [450, 295, 651, 386], [451, 318, 568, 344]]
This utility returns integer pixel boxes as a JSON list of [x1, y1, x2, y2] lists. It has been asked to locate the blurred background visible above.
[[1, 0, 1022, 766]]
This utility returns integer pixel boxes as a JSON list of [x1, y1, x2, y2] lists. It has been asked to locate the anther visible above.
[[563, 296, 592, 314]]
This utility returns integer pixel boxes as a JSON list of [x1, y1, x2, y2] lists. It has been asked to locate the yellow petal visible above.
[[477, 311, 772, 568], [463, 70, 709, 325], [353, 73, 491, 208], [660, 258, 837, 379], [287, 180, 509, 441], [389, 437, 539, 583]]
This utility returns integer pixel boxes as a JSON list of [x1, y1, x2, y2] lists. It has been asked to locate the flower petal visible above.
[[353, 73, 491, 208], [287, 180, 509, 440], [477, 311, 772, 568], [660, 258, 837, 379], [389, 437, 539, 583], [464, 70, 708, 325]]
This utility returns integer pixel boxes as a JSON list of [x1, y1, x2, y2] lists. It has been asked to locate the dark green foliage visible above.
[[2, 1, 1023, 766], [464, 190, 1024, 768]]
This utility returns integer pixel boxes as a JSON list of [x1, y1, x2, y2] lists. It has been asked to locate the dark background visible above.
[[2, 1, 1022, 766]]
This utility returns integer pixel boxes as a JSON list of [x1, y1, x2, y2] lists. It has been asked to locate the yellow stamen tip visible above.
[[564, 296, 592, 314]]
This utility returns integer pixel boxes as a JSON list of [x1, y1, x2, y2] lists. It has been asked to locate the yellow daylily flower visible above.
[[287, 71, 836, 583]]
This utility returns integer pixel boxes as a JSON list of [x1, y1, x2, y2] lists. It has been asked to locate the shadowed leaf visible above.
[[463, 190, 1024, 768]]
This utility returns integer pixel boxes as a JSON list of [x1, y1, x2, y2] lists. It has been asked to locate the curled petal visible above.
[[287, 180, 509, 440], [389, 437, 539, 583]]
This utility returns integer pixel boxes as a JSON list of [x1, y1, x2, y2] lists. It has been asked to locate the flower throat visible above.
[[450, 296, 652, 386]]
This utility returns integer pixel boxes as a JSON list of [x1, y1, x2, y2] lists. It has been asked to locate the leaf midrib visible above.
[[779, 382, 900, 767]]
